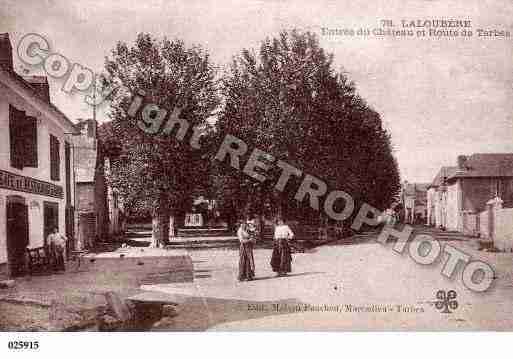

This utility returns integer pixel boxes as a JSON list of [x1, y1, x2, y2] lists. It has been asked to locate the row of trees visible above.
[[99, 30, 401, 243]]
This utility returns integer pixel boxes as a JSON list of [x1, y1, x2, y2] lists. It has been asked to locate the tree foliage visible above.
[[215, 30, 400, 225], [102, 33, 219, 243], [101, 30, 401, 237]]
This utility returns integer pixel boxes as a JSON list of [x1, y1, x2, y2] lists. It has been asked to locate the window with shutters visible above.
[[24, 116, 38, 167], [9, 105, 24, 169], [9, 105, 38, 169], [50, 134, 60, 181], [65, 141, 71, 203]]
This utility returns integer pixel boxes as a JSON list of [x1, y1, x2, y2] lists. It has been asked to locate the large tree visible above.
[[103, 33, 219, 244], [215, 30, 400, 229]]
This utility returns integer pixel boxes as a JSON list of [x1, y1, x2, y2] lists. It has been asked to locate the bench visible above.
[[26, 246, 51, 275]]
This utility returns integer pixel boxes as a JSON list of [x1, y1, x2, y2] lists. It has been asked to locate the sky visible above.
[[1, 0, 512, 183]]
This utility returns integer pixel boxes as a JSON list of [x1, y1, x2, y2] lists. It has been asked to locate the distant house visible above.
[[426, 166, 458, 228], [428, 154, 513, 234], [74, 119, 124, 249], [400, 181, 430, 224]]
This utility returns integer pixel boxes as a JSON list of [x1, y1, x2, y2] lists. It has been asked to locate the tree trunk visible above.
[[227, 200, 237, 233], [274, 190, 283, 223], [319, 212, 328, 242], [158, 208, 170, 245], [243, 201, 252, 219], [151, 195, 171, 247], [169, 214, 175, 239], [257, 188, 264, 242]]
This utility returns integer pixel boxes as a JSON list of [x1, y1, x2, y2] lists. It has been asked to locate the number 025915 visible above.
[[8, 341, 39, 350]]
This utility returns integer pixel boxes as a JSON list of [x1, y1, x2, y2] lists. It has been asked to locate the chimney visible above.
[[77, 119, 97, 139], [86, 119, 97, 138], [23, 76, 51, 102], [457, 155, 467, 171], [0, 33, 13, 71]]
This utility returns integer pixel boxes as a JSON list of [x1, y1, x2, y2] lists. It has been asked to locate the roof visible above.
[[0, 54, 78, 133], [429, 166, 458, 188], [448, 153, 513, 180], [22, 75, 50, 101], [402, 182, 430, 196], [21, 75, 48, 84]]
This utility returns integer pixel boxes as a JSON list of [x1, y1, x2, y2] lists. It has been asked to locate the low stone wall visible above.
[[462, 212, 478, 236], [495, 208, 513, 252], [478, 205, 513, 251]]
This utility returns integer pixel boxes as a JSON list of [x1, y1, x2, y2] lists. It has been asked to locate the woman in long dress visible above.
[[237, 219, 256, 281], [270, 219, 294, 276]]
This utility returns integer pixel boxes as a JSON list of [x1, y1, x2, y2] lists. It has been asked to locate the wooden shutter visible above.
[[8, 106, 38, 169], [50, 134, 60, 181], [24, 116, 38, 167], [65, 141, 71, 203], [9, 105, 25, 169]]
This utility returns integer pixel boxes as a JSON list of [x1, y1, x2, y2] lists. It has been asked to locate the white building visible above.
[[426, 166, 457, 228], [428, 155, 513, 234], [0, 33, 77, 278], [400, 181, 429, 224]]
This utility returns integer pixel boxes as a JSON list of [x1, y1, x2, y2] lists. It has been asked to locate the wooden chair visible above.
[[26, 246, 51, 275]]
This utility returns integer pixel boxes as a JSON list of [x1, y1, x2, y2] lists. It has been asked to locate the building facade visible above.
[[428, 154, 513, 234], [400, 181, 429, 224], [0, 33, 77, 277], [426, 166, 458, 228], [75, 119, 124, 249]]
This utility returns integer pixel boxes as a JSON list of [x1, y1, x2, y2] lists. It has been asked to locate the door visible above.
[[65, 205, 75, 255], [6, 196, 29, 277], [43, 201, 59, 247]]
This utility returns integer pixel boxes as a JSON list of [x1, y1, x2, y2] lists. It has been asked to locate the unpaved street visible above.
[[147, 229, 513, 330]]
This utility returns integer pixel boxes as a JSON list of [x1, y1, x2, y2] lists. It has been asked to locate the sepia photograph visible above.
[[0, 0, 512, 354]]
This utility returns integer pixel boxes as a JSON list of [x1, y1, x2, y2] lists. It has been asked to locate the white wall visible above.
[[0, 190, 65, 257], [434, 193, 441, 227], [446, 181, 461, 231], [494, 208, 513, 251], [0, 82, 74, 265], [427, 188, 436, 225], [0, 83, 74, 195]]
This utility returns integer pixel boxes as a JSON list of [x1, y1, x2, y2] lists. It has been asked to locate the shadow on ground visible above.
[[252, 271, 323, 281]]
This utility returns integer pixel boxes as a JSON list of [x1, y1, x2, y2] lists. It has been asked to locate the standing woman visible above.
[[237, 218, 256, 281], [271, 219, 294, 276]]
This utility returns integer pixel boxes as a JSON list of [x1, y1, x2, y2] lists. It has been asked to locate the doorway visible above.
[[65, 205, 74, 255], [6, 195, 29, 277], [43, 201, 59, 247]]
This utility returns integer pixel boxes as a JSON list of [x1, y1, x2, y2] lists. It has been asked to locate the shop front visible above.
[[0, 169, 65, 277]]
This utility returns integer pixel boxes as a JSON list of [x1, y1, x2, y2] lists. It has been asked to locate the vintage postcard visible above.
[[0, 0, 512, 337]]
